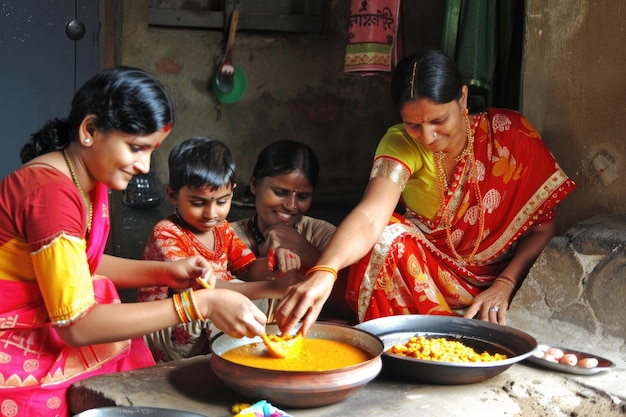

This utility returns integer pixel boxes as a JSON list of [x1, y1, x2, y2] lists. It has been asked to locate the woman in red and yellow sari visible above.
[[274, 50, 575, 336], [0, 67, 266, 417]]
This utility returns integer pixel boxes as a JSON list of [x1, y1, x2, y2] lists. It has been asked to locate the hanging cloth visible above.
[[441, 0, 497, 98], [344, 0, 402, 76]]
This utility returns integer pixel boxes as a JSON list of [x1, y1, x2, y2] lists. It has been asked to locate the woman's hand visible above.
[[274, 270, 335, 335], [165, 255, 217, 290], [199, 289, 267, 338], [463, 280, 514, 325], [261, 223, 319, 270]]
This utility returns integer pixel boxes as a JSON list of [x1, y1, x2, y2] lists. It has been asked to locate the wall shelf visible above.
[[148, 0, 324, 33]]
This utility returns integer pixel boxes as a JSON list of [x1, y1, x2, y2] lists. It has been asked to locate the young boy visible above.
[[138, 137, 301, 362]]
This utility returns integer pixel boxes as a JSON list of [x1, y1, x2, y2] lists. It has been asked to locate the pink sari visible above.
[[0, 179, 154, 417]]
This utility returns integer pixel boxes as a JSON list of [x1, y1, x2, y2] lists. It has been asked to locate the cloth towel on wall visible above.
[[344, 0, 401, 76]]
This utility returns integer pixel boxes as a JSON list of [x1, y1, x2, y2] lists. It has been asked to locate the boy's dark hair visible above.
[[168, 137, 236, 192]]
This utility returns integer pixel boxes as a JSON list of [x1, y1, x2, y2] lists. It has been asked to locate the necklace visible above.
[[62, 149, 92, 232], [435, 112, 485, 263], [250, 215, 265, 245]]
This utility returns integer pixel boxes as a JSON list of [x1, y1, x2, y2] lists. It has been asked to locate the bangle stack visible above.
[[173, 289, 205, 323], [494, 275, 516, 289], [305, 265, 338, 281]]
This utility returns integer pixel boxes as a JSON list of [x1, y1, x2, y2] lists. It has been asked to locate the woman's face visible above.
[[168, 184, 234, 235], [250, 170, 314, 231], [87, 128, 169, 191], [400, 86, 468, 157]]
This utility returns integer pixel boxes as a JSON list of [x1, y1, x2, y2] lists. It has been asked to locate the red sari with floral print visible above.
[[346, 109, 575, 322]]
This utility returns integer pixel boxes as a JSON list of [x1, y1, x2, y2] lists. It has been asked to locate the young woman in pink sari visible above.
[[0, 67, 266, 416], [275, 50, 575, 335]]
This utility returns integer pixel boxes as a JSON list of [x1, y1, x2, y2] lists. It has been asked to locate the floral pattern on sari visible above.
[[348, 109, 576, 322]]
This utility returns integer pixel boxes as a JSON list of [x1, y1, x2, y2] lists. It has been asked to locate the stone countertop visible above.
[[68, 327, 625, 417]]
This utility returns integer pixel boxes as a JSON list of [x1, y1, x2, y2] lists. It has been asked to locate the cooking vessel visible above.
[[210, 322, 383, 408], [356, 315, 537, 385], [73, 407, 207, 416]]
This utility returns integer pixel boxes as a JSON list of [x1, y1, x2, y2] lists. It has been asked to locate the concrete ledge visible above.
[[69, 214, 626, 416]]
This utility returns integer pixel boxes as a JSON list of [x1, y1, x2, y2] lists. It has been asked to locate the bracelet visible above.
[[172, 292, 190, 323], [173, 290, 205, 323], [305, 265, 338, 281], [187, 290, 205, 321], [494, 276, 516, 289]]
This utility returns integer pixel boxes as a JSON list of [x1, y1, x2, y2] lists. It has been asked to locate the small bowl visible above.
[[210, 322, 383, 408], [356, 315, 537, 385]]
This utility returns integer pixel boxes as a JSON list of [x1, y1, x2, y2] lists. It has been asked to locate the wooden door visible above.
[[0, 0, 99, 179]]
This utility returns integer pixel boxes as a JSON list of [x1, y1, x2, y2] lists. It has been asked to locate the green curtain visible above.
[[442, 0, 496, 111]]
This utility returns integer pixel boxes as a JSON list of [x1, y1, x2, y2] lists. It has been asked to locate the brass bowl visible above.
[[356, 315, 537, 385], [210, 322, 383, 408]]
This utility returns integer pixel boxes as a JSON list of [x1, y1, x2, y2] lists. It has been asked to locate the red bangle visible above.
[[305, 265, 338, 281]]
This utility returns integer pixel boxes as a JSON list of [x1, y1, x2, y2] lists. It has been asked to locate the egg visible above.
[[560, 353, 578, 366], [545, 347, 565, 360], [542, 353, 560, 363], [577, 357, 599, 368]]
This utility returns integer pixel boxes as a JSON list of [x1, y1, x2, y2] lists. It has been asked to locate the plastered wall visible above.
[[116, 0, 626, 238], [522, 0, 626, 233]]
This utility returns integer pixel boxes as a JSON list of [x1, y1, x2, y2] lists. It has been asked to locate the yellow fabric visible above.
[[31, 232, 95, 325], [0, 237, 36, 282], [372, 124, 440, 219]]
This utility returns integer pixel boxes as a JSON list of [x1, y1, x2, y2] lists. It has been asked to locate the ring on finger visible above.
[[489, 306, 500, 313]]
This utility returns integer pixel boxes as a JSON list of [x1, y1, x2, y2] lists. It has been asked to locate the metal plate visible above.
[[73, 407, 208, 417], [526, 344, 616, 375], [356, 315, 537, 385]]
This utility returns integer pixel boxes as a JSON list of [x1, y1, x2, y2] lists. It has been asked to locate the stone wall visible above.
[[511, 214, 626, 341]]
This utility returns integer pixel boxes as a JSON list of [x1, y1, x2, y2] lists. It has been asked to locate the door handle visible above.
[[65, 19, 86, 40]]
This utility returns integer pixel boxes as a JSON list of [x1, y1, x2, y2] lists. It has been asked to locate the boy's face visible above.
[[167, 183, 234, 234]]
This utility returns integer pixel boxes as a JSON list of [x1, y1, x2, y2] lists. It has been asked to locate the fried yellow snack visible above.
[[388, 335, 507, 363], [261, 332, 303, 358]]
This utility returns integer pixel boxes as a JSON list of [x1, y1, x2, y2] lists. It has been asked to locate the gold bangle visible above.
[[495, 276, 516, 289], [172, 292, 189, 323], [306, 265, 338, 281], [188, 290, 205, 321]]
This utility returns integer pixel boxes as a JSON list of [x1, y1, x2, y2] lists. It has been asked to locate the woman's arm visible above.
[[464, 221, 556, 324], [97, 254, 213, 290], [275, 176, 402, 334], [56, 287, 266, 347], [214, 269, 304, 299], [260, 222, 325, 270]]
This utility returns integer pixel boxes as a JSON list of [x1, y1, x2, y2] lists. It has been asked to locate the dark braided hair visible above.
[[20, 66, 174, 163]]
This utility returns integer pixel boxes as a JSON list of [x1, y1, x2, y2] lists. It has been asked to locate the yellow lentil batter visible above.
[[222, 338, 371, 371]]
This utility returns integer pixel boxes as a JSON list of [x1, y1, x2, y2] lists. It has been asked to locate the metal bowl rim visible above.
[[356, 315, 538, 368]]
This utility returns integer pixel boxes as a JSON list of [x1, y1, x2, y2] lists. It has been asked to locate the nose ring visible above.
[[433, 132, 438, 138]]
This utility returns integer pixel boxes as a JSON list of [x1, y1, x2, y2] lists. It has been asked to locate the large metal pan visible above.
[[356, 315, 537, 385]]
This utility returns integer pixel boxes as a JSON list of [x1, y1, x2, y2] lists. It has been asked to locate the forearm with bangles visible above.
[[172, 289, 205, 323], [494, 275, 517, 289], [306, 265, 338, 281]]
